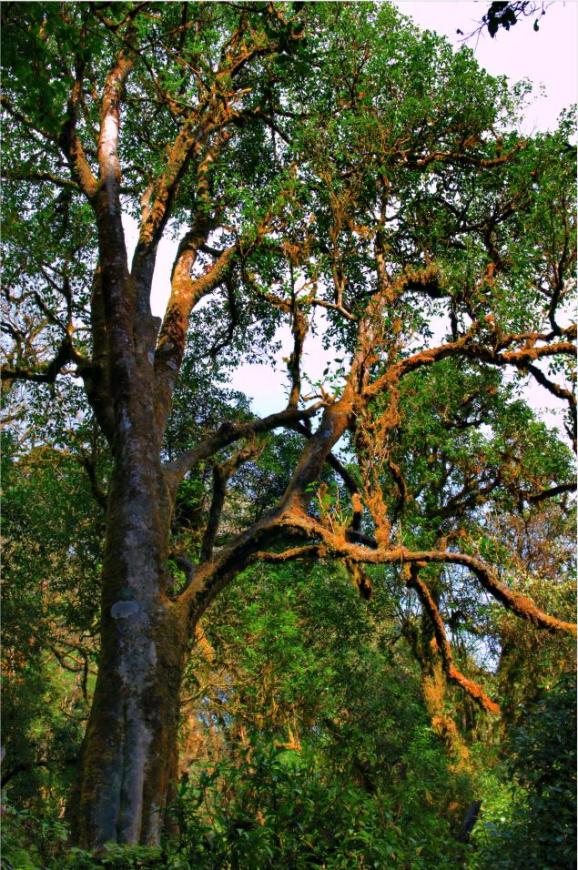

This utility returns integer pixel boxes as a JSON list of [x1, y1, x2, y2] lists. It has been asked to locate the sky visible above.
[[125, 1, 577, 420]]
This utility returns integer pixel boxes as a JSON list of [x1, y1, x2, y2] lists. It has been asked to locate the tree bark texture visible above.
[[71, 455, 189, 847]]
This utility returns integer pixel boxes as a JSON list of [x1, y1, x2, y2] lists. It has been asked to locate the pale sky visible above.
[[124, 2, 577, 420]]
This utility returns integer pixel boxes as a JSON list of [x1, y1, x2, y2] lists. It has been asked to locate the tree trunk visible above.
[[70, 456, 188, 847]]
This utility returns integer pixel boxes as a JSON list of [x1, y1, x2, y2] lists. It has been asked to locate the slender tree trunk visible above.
[[414, 617, 470, 767], [401, 578, 470, 766]]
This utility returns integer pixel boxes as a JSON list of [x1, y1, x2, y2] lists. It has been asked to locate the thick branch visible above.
[[154, 240, 238, 429], [366, 324, 576, 399], [58, 75, 98, 200], [200, 439, 262, 561], [291, 420, 360, 503], [527, 481, 576, 504], [270, 513, 576, 636], [525, 362, 575, 410], [287, 296, 308, 408], [1, 170, 80, 190], [366, 327, 476, 398], [2, 334, 84, 389], [407, 141, 524, 171], [164, 403, 324, 498], [136, 14, 283, 253]]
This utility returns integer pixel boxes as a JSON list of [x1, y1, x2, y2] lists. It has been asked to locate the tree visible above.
[[2, 1, 575, 850], [456, 2, 554, 39], [1, 430, 101, 799], [171, 560, 472, 869], [480, 2, 552, 38]]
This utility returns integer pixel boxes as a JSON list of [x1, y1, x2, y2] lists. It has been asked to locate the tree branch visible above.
[[200, 439, 263, 561], [1, 169, 80, 190], [527, 481, 577, 504], [154, 239, 238, 429], [269, 512, 577, 636], [163, 403, 324, 498], [58, 73, 98, 200], [406, 565, 500, 714], [2, 334, 85, 389]]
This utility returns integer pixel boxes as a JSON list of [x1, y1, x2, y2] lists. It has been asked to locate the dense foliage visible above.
[[471, 674, 577, 869], [1, 0, 575, 865], [2, 551, 575, 868]]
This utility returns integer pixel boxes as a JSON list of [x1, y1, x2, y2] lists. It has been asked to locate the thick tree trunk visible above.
[[71, 457, 188, 847]]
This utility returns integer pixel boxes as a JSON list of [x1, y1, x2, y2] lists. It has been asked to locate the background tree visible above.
[[171, 560, 473, 869], [1, 0, 575, 854]]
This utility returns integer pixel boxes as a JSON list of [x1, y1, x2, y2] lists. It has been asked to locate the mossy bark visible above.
[[70, 457, 188, 847]]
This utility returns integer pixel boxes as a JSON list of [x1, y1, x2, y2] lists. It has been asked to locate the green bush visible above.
[[170, 732, 466, 869], [470, 674, 576, 870]]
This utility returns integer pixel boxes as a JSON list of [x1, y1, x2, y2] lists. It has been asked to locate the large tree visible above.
[[2, 1, 575, 849]]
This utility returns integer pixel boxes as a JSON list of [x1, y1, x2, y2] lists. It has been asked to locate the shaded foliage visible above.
[[472, 675, 577, 869]]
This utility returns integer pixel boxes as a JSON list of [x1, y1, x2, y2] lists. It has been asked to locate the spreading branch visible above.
[[163, 403, 325, 499], [265, 510, 576, 636]]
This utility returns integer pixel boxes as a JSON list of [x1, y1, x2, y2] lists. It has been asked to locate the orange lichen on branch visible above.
[[452, 553, 577, 636], [398, 550, 576, 637], [351, 492, 364, 515], [255, 544, 326, 563], [447, 666, 500, 715], [365, 331, 474, 398], [499, 340, 576, 363], [137, 21, 272, 248], [386, 457, 408, 512], [287, 302, 308, 408], [301, 531, 576, 638], [157, 303, 187, 362], [365, 488, 391, 547], [154, 240, 238, 427], [269, 524, 574, 643], [430, 713, 469, 760], [400, 261, 444, 296], [410, 140, 523, 170], [194, 622, 215, 663], [483, 261, 497, 285], [407, 567, 500, 715]]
